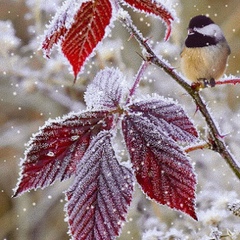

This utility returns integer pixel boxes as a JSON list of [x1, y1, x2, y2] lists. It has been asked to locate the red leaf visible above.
[[13, 111, 114, 197], [66, 131, 134, 239], [41, 13, 67, 58], [121, 0, 174, 40], [41, 0, 73, 58], [42, 0, 113, 78], [122, 114, 197, 220], [128, 96, 198, 143], [84, 67, 129, 110]]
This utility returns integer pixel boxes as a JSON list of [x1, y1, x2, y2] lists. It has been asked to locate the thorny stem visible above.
[[126, 61, 149, 104], [120, 14, 240, 179], [216, 78, 240, 85]]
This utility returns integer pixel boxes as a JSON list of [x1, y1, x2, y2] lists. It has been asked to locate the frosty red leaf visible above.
[[61, 0, 112, 78], [121, 0, 174, 40], [42, 0, 113, 79], [41, 3, 68, 58], [42, 0, 174, 80], [14, 67, 199, 239], [84, 67, 129, 109], [122, 114, 197, 220], [128, 97, 198, 142], [13, 111, 114, 197], [66, 131, 134, 239]]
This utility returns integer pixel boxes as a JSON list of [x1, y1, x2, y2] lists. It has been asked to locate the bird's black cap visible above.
[[189, 15, 214, 29]]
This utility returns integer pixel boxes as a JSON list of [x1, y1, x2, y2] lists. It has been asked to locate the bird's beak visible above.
[[188, 28, 194, 35]]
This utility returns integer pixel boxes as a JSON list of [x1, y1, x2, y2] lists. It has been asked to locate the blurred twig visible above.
[[36, 81, 85, 112]]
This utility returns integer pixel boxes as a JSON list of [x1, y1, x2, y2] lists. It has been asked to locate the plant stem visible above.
[[184, 143, 210, 153], [120, 14, 240, 179], [126, 61, 149, 104], [216, 78, 240, 85]]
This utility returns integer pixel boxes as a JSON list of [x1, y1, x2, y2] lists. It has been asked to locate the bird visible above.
[[180, 15, 231, 88]]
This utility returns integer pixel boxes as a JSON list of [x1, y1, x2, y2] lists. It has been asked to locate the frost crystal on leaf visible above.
[[13, 110, 114, 197], [128, 96, 198, 143], [65, 131, 134, 239], [85, 67, 129, 110], [122, 113, 197, 220]]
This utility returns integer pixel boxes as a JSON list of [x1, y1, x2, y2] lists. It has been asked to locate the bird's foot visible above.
[[203, 78, 216, 88], [191, 78, 216, 91]]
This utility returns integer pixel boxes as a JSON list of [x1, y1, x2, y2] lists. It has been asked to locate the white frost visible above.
[[84, 67, 130, 110]]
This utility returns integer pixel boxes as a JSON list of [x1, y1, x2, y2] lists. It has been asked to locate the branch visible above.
[[216, 78, 240, 86], [119, 13, 240, 179]]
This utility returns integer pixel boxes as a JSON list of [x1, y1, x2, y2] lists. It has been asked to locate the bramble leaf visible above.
[[85, 67, 129, 110], [66, 131, 134, 239], [13, 111, 114, 197], [42, 0, 113, 78], [128, 96, 198, 143], [42, 0, 174, 80], [121, 0, 174, 40], [122, 113, 197, 220]]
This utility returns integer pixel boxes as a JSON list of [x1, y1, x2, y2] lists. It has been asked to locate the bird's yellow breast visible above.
[[180, 42, 230, 82]]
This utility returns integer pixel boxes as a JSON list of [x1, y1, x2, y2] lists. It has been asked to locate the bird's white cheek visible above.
[[195, 24, 223, 40]]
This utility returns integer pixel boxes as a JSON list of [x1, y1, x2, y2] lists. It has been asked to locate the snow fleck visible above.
[[46, 151, 55, 157], [71, 135, 79, 141]]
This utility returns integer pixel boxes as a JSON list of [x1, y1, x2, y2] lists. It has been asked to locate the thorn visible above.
[[143, 36, 153, 43], [168, 66, 176, 73], [207, 132, 228, 151], [193, 105, 200, 117], [127, 33, 134, 41], [135, 52, 146, 61], [216, 132, 228, 139]]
